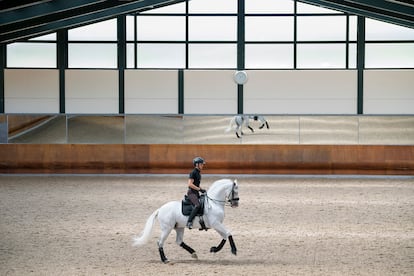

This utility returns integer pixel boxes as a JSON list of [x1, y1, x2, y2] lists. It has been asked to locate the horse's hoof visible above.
[[191, 252, 198, 259], [163, 259, 170, 264], [231, 249, 237, 255], [210, 246, 217, 253]]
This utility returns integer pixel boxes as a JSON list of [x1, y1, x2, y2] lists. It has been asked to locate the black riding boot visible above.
[[186, 206, 200, 229]]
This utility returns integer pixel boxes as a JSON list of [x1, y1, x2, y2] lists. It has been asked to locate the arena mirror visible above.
[[125, 115, 300, 144], [7, 114, 67, 144], [215, 115, 300, 144], [125, 115, 184, 144], [0, 114, 7, 143], [67, 115, 125, 144], [3, 114, 413, 145]]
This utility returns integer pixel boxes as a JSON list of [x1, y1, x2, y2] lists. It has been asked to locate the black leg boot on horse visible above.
[[186, 205, 200, 229]]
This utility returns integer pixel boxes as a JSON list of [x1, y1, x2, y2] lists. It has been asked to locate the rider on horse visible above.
[[186, 157, 206, 229]]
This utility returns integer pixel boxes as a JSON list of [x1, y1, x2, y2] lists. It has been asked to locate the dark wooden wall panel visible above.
[[0, 144, 413, 175]]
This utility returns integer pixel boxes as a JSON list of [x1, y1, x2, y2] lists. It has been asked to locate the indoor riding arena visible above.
[[0, 174, 413, 275], [1, 0, 414, 275], [1, 116, 413, 275]]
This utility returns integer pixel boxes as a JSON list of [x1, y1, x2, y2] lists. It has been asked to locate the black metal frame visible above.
[[0, 0, 188, 44], [297, 0, 414, 29], [0, 44, 4, 113], [357, 16, 365, 115]]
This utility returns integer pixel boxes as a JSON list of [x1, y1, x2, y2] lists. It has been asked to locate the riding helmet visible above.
[[193, 157, 205, 166]]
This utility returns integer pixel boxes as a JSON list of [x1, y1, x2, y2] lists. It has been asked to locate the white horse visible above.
[[226, 115, 270, 138], [133, 179, 239, 263]]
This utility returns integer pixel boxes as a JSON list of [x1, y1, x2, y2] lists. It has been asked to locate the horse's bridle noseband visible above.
[[228, 182, 239, 206]]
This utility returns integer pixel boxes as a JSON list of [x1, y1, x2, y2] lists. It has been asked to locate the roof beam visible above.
[[0, 0, 52, 12], [1, 0, 413, 44], [298, 0, 414, 29], [0, 1, 126, 36], [346, 0, 414, 16], [0, 0, 185, 43], [0, 0, 107, 26]]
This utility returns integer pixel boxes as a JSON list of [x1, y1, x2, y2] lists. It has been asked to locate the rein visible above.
[[206, 194, 227, 205]]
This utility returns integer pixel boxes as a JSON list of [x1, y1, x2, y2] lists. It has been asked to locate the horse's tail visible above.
[[225, 116, 236, 132], [133, 208, 159, 246]]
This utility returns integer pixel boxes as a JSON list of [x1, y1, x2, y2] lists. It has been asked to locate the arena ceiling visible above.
[[0, 0, 187, 43], [0, 0, 413, 44], [298, 0, 414, 29]]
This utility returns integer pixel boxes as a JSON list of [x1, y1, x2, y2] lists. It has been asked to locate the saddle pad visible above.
[[181, 200, 193, 216]]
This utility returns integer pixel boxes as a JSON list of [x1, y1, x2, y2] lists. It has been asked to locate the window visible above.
[[365, 19, 414, 68], [246, 44, 293, 68], [126, 43, 135, 68], [365, 43, 414, 68], [366, 19, 414, 41], [137, 16, 185, 41], [245, 0, 293, 14], [133, 1, 238, 69], [189, 44, 236, 68], [137, 44, 185, 68], [68, 44, 117, 68], [245, 17, 294, 41], [297, 16, 347, 41], [6, 1, 413, 70], [126, 16, 136, 41], [68, 19, 117, 41], [189, 0, 237, 13], [68, 19, 117, 68], [189, 17, 237, 41], [297, 44, 346, 68], [348, 43, 357, 68], [7, 43, 56, 68]]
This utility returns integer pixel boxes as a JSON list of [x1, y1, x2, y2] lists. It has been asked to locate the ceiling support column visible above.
[[357, 16, 365, 114], [57, 29, 68, 114], [237, 0, 245, 115], [118, 15, 126, 114]]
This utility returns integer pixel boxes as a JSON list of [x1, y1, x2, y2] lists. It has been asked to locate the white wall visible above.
[[65, 70, 118, 114], [4, 69, 413, 115], [184, 70, 237, 114], [4, 69, 59, 113], [243, 70, 358, 114], [124, 70, 178, 114], [364, 70, 414, 114]]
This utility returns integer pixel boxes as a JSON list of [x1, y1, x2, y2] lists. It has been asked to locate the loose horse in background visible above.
[[226, 115, 270, 138], [133, 179, 239, 263]]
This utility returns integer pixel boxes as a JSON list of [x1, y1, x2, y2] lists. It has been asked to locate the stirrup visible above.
[[186, 221, 193, 229]]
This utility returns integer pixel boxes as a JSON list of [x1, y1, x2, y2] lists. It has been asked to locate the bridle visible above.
[[228, 182, 239, 207]]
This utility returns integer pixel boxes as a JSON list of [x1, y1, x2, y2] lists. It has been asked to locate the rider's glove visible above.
[[199, 189, 206, 193]]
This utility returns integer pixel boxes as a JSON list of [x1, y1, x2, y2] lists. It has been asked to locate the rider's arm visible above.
[[188, 178, 201, 191]]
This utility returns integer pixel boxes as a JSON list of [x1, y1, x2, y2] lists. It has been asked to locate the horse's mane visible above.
[[208, 179, 233, 194]]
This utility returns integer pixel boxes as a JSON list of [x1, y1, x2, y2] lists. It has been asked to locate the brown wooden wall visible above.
[[0, 144, 413, 175]]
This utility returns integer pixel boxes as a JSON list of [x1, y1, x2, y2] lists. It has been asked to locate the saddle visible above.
[[181, 194, 205, 216], [181, 194, 208, 230]]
